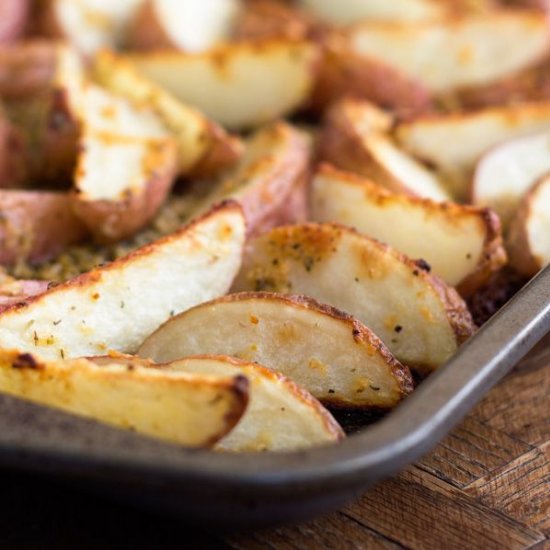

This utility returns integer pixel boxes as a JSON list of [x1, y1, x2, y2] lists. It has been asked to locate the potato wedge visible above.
[[348, 11, 550, 93], [38, 0, 144, 56], [0, 190, 88, 265], [298, 0, 446, 24], [193, 122, 310, 236], [397, 102, 550, 199], [68, 83, 179, 242], [0, 348, 249, 447], [138, 292, 413, 410], [311, 31, 433, 115], [128, 0, 241, 52], [127, 39, 320, 130], [0, 0, 29, 44], [472, 131, 550, 228], [507, 175, 550, 277], [0, 202, 246, 360], [156, 355, 344, 452], [311, 164, 506, 296], [71, 132, 178, 243], [94, 51, 243, 177], [0, 279, 49, 312], [318, 99, 450, 201], [233, 223, 475, 372]]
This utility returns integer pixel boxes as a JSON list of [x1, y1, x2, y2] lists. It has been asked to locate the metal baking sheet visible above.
[[0, 266, 548, 528]]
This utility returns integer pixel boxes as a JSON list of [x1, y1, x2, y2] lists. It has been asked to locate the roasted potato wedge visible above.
[[0, 190, 88, 266], [128, 0, 241, 52], [472, 131, 550, 228], [397, 102, 550, 199], [0, 0, 29, 45], [156, 355, 344, 452], [94, 50, 242, 177], [348, 11, 550, 94], [127, 39, 320, 130], [311, 164, 506, 297], [68, 83, 179, 242], [0, 348, 249, 447], [0, 202, 246, 360], [194, 121, 310, 236], [233, 223, 475, 373], [507, 174, 550, 277], [139, 292, 413, 410], [311, 31, 433, 115], [71, 132, 178, 243], [38, 0, 144, 56], [318, 99, 450, 201]]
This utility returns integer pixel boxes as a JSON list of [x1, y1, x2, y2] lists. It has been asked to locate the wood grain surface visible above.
[[1, 337, 548, 549]]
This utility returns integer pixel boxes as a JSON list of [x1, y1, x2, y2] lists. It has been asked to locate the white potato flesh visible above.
[[233, 224, 475, 372], [152, 0, 241, 52], [298, 0, 444, 24], [311, 165, 506, 296], [0, 349, 248, 447], [507, 176, 550, 276], [472, 131, 550, 228], [94, 51, 242, 175], [139, 292, 413, 409], [0, 203, 246, 360], [159, 356, 344, 452], [349, 12, 550, 92], [53, 0, 144, 55], [128, 40, 319, 129], [76, 133, 171, 200], [82, 84, 169, 139], [397, 103, 550, 199], [363, 133, 451, 201]]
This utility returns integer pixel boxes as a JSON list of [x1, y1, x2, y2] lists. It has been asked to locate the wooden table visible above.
[[1, 338, 548, 549]]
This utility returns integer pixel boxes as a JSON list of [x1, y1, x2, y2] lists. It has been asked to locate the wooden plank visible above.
[[227, 512, 402, 550], [474, 361, 550, 447], [342, 466, 545, 550], [419, 415, 534, 488], [465, 443, 550, 536]]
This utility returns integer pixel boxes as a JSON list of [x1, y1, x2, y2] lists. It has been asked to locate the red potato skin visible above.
[[310, 32, 434, 117], [0, 190, 88, 266], [0, 111, 26, 188], [71, 140, 180, 243], [2, 88, 81, 187], [234, 0, 317, 42], [189, 124, 244, 179], [0, 279, 50, 312], [0, 41, 57, 98], [236, 124, 311, 237], [0, 0, 29, 45], [126, 0, 177, 51]]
